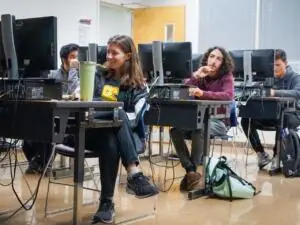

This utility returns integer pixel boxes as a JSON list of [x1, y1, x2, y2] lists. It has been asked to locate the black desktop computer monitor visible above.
[[78, 45, 106, 64], [163, 42, 192, 83], [97, 45, 107, 64], [229, 50, 244, 81], [78, 46, 88, 61], [251, 49, 275, 81], [14, 16, 57, 78], [0, 23, 6, 76], [138, 43, 153, 82], [138, 42, 192, 83], [192, 53, 202, 72], [138, 43, 153, 72]]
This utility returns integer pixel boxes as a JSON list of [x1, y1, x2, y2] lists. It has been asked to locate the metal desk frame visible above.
[[144, 99, 232, 200], [0, 100, 123, 225]]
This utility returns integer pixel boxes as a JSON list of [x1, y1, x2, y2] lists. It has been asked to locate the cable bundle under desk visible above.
[[0, 78, 62, 100], [148, 83, 193, 101]]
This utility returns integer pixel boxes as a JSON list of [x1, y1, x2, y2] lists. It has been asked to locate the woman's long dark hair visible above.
[[106, 35, 145, 89], [200, 46, 234, 76]]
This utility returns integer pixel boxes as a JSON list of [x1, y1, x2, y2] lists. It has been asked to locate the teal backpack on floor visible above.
[[205, 156, 258, 201]]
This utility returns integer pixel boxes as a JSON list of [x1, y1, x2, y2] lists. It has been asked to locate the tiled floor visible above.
[[0, 145, 300, 225]]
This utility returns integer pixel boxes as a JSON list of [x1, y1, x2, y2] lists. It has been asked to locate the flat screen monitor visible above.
[[138, 43, 154, 82], [138, 42, 193, 83], [251, 49, 275, 81], [163, 42, 192, 82], [97, 45, 107, 64], [192, 53, 202, 72], [78, 46, 88, 61], [0, 22, 6, 76], [14, 16, 57, 78], [229, 50, 244, 81], [138, 43, 153, 73]]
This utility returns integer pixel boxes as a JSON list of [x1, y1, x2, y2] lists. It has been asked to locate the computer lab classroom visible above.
[[0, 0, 299, 225]]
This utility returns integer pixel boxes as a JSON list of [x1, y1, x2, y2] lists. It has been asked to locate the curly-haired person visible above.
[[170, 46, 235, 192]]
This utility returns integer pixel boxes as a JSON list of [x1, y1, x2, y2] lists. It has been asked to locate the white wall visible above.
[[198, 0, 257, 52], [0, 0, 100, 67], [259, 0, 300, 61], [99, 3, 132, 45]]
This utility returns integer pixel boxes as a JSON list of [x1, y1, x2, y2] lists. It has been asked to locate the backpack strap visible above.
[[223, 162, 260, 195], [290, 130, 300, 174]]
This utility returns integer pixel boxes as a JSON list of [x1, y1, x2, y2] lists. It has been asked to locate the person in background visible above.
[[169, 46, 234, 192], [49, 43, 80, 98], [241, 49, 300, 169], [23, 43, 80, 174]]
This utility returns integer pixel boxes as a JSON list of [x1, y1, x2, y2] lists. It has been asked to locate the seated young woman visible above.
[[82, 35, 158, 224]]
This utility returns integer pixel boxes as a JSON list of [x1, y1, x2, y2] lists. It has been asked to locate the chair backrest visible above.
[[133, 100, 149, 139], [132, 100, 149, 155], [229, 101, 238, 127]]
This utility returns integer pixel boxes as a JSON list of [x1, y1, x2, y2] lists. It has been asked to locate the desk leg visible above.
[[188, 114, 211, 200], [269, 115, 284, 176], [159, 126, 164, 157], [73, 112, 85, 225]]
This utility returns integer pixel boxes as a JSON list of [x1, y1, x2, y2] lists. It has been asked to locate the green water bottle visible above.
[[79, 61, 96, 101]]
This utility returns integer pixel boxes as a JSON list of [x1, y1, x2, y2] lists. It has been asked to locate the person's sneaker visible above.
[[92, 199, 115, 224], [257, 152, 272, 169], [127, 172, 159, 198], [186, 172, 201, 191], [179, 174, 188, 192], [25, 157, 42, 174], [24, 166, 38, 174]]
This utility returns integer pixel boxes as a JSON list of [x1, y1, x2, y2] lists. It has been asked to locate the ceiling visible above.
[[100, 0, 148, 8]]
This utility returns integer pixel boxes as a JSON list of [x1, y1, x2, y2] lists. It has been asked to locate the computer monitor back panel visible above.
[[0, 23, 6, 76], [230, 50, 244, 81], [14, 16, 57, 78], [192, 54, 202, 72], [251, 49, 275, 81], [97, 45, 107, 65]]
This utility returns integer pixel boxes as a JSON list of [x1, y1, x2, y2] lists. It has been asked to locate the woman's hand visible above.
[[193, 66, 213, 79], [189, 87, 204, 97]]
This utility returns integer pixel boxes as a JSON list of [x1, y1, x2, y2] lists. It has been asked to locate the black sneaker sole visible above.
[[259, 160, 271, 170], [126, 186, 159, 199], [92, 212, 115, 224]]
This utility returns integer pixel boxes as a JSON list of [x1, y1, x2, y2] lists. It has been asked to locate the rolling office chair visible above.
[[210, 102, 238, 157], [210, 101, 251, 168], [44, 121, 101, 217]]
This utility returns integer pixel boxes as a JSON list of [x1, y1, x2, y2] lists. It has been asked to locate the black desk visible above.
[[0, 100, 123, 225], [238, 97, 296, 174], [144, 99, 232, 199]]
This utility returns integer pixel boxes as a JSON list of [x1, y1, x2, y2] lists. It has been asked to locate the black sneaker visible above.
[[257, 152, 271, 169], [127, 172, 159, 198], [25, 157, 52, 176], [25, 166, 38, 174], [92, 199, 115, 224], [25, 157, 42, 174]]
